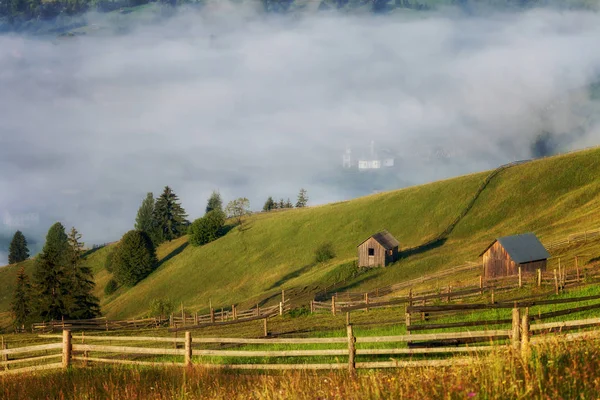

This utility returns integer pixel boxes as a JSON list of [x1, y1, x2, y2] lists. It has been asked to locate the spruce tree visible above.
[[34, 222, 70, 321], [206, 191, 223, 214], [296, 188, 308, 208], [153, 186, 188, 242], [263, 196, 275, 212], [8, 230, 29, 264], [10, 266, 32, 329], [135, 192, 160, 244], [112, 230, 157, 286], [279, 198, 285, 209], [285, 198, 293, 208], [65, 227, 101, 319]]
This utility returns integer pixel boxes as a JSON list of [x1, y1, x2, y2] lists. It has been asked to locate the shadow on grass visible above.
[[401, 237, 447, 259], [157, 242, 189, 268], [314, 272, 381, 301], [268, 263, 316, 290]]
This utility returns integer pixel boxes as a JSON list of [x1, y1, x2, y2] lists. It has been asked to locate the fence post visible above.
[[181, 303, 185, 327], [491, 289, 495, 304], [82, 332, 88, 367], [521, 308, 530, 359], [210, 308, 214, 324], [554, 269, 559, 294], [169, 314, 173, 328], [221, 308, 224, 322], [2, 339, 8, 371], [518, 267, 522, 288], [256, 304, 260, 317], [195, 312, 199, 326], [279, 302, 283, 316], [62, 330, 72, 369], [479, 275, 483, 295], [232, 305, 237, 320], [263, 318, 268, 337], [447, 286, 452, 302], [281, 289, 285, 305], [365, 293, 369, 312], [332, 297, 336, 316], [537, 269, 541, 287], [346, 325, 356, 376], [511, 306, 520, 350], [405, 310, 411, 335], [184, 332, 192, 367], [310, 300, 314, 314], [576, 256, 580, 282]]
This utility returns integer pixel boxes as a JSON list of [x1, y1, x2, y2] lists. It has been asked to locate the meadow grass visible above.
[[2, 338, 600, 399]]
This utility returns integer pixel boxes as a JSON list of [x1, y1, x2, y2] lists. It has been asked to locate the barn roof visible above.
[[358, 230, 400, 250], [480, 233, 550, 263]]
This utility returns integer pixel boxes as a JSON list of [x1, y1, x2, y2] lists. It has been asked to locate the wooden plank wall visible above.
[[358, 238, 386, 267], [483, 242, 547, 278]]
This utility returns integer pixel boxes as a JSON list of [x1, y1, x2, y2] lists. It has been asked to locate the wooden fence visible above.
[[31, 294, 291, 334], [5, 309, 600, 374], [312, 262, 600, 316]]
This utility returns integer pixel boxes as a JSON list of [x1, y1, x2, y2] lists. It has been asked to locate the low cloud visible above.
[[1, 6, 600, 264]]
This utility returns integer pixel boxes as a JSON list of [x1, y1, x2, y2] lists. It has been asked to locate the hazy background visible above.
[[2, 6, 600, 264]]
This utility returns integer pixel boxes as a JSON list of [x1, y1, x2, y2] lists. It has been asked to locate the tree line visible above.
[[10, 224, 100, 329], [263, 188, 308, 212]]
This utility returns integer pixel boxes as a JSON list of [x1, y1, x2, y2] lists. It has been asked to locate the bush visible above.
[[104, 279, 118, 295], [149, 298, 174, 319], [287, 306, 310, 318], [112, 230, 158, 287], [315, 242, 335, 263], [189, 210, 226, 246], [105, 248, 117, 272]]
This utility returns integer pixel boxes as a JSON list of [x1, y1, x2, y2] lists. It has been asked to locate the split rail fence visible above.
[[5, 307, 600, 375]]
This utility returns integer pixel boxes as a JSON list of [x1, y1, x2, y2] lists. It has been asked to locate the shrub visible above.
[[104, 279, 118, 295], [111, 230, 157, 287], [149, 298, 174, 319], [105, 247, 117, 272], [315, 242, 335, 263], [189, 210, 226, 246]]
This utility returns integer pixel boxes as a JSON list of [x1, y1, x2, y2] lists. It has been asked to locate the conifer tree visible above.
[[285, 198, 293, 208], [65, 227, 101, 319], [296, 188, 308, 208], [135, 192, 160, 244], [263, 196, 275, 212], [8, 230, 29, 264], [279, 198, 285, 209], [112, 230, 157, 286], [34, 222, 70, 321], [10, 266, 32, 329], [206, 191, 223, 214], [153, 186, 188, 242]]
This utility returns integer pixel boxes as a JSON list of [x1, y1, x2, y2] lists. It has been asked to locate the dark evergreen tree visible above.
[[279, 198, 285, 209], [65, 227, 101, 319], [296, 188, 308, 208], [153, 186, 188, 242], [285, 198, 293, 208], [33, 222, 70, 321], [8, 230, 29, 264], [263, 196, 276, 212], [10, 266, 32, 329], [206, 190, 223, 214], [189, 210, 226, 246], [112, 230, 157, 286]]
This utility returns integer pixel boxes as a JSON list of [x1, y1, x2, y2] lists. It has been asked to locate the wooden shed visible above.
[[357, 230, 400, 268], [480, 233, 550, 278]]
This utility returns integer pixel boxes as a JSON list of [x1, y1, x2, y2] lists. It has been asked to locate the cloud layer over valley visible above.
[[2, 6, 600, 263]]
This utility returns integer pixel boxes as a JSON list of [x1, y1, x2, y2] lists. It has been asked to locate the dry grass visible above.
[[2, 339, 600, 399]]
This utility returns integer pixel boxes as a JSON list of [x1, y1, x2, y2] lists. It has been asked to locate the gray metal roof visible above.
[[358, 230, 400, 250], [481, 233, 550, 263]]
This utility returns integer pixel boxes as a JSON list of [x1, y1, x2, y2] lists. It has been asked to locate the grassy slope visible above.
[[2, 147, 600, 321]]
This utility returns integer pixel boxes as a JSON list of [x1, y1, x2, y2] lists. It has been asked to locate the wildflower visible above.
[[467, 392, 477, 398]]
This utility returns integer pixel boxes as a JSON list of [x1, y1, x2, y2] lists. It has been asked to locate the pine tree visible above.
[[285, 198, 293, 208], [296, 188, 308, 208], [153, 186, 188, 242], [206, 191, 223, 214], [279, 198, 285, 209], [263, 196, 275, 212], [112, 230, 157, 286], [10, 266, 32, 329], [34, 222, 70, 321], [65, 227, 101, 319], [135, 192, 160, 244], [8, 230, 29, 264]]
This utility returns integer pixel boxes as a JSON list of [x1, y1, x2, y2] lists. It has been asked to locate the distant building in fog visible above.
[[342, 141, 394, 170]]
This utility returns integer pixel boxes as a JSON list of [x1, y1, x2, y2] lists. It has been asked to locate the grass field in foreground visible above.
[[2, 338, 600, 399]]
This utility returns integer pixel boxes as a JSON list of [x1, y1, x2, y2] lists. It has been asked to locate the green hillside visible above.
[[2, 147, 600, 324]]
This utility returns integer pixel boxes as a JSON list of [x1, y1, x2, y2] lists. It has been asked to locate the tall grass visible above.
[[2, 339, 600, 399]]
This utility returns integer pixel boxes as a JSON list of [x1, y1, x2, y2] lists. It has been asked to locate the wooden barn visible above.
[[357, 230, 400, 268], [480, 233, 550, 278]]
